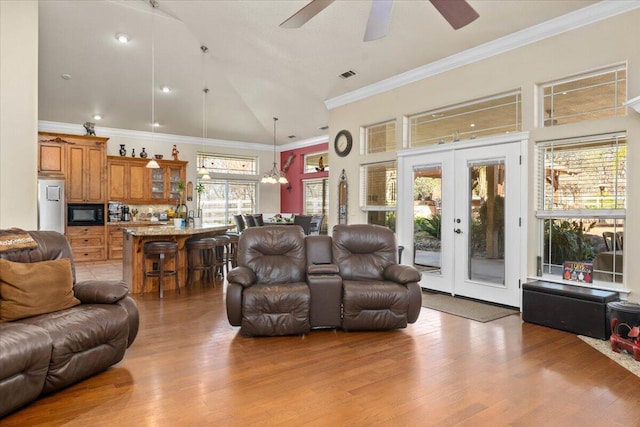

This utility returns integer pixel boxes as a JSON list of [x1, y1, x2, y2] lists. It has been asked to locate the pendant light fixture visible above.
[[146, 0, 160, 169], [198, 45, 211, 179], [261, 117, 288, 184]]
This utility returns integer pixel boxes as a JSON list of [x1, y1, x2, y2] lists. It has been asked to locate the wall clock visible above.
[[334, 130, 352, 157]]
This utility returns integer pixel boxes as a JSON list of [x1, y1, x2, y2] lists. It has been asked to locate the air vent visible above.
[[338, 70, 357, 79], [319, 125, 329, 130], [288, 135, 296, 139]]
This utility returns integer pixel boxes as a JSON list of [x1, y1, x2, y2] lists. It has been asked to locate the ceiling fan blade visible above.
[[364, 0, 394, 42], [280, 0, 335, 29], [429, 0, 479, 30]]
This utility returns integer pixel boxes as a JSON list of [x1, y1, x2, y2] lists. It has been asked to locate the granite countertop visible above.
[[108, 221, 169, 226], [123, 224, 230, 236]]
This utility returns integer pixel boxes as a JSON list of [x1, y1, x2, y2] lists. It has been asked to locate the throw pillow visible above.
[[0, 258, 80, 322]]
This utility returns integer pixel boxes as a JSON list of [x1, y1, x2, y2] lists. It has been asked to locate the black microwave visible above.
[[67, 203, 105, 226]]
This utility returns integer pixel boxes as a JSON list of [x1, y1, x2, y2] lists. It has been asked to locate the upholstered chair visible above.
[[226, 226, 310, 336], [332, 224, 422, 331]]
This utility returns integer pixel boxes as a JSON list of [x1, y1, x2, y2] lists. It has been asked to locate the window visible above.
[[361, 161, 397, 231], [540, 65, 626, 127], [304, 151, 328, 173], [196, 153, 257, 175], [536, 133, 626, 286], [409, 91, 521, 147], [304, 178, 328, 215], [364, 120, 395, 154], [197, 179, 257, 228]]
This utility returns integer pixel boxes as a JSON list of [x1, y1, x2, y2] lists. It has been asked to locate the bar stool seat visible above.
[[226, 233, 239, 268], [186, 238, 216, 288], [213, 235, 231, 280], [143, 241, 179, 299]]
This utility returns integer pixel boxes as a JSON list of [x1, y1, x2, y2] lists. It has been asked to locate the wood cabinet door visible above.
[[128, 163, 148, 201], [85, 145, 105, 202], [67, 145, 85, 202], [108, 161, 126, 200], [39, 142, 65, 176]]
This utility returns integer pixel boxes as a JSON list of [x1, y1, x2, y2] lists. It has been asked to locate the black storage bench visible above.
[[522, 281, 619, 340]]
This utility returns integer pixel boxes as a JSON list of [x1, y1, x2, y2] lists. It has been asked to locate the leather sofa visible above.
[[0, 231, 139, 417], [226, 224, 421, 336]]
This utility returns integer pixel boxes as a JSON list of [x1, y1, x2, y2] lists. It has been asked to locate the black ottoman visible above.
[[523, 281, 619, 339]]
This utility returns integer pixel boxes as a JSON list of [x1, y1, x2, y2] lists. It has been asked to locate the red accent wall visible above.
[[280, 143, 328, 214]]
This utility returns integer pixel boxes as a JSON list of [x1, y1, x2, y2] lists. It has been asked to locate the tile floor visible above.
[[75, 261, 123, 282]]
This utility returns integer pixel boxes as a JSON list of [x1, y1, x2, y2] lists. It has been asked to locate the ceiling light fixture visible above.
[[261, 117, 288, 185], [198, 45, 210, 178], [161, 85, 171, 93], [145, 2, 160, 169], [92, 114, 102, 121], [115, 33, 130, 43]]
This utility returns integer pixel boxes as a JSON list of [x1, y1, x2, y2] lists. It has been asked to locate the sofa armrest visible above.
[[307, 263, 340, 275], [227, 266, 256, 287], [383, 264, 421, 284], [73, 280, 129, 304]]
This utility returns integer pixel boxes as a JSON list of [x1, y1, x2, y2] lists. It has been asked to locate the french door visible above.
[[397, 136, 525, 308]]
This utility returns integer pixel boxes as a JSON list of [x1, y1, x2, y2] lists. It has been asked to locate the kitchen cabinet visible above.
[[37, 136, 66, 177], [107, 224, 126, 260], [108, 158, 149, 202], [107, 156, 186, 204], [67, 226, 106, 262], [39, 132, 108, 203]]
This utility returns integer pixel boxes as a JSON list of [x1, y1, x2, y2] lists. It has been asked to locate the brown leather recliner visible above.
[[226, 226, 310, 337], [0, 231, 139, 417], [332, 224, 422, 331]]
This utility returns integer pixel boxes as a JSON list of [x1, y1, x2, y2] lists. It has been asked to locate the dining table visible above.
[[121, 224, 231, 294], [593, 250, 623, 283]]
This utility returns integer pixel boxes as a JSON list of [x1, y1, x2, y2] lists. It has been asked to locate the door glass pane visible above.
[[468, 161, 505, 284], [413, 166, 442, 273]]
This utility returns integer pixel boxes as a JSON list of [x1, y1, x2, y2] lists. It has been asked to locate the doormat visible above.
[[421, 292, 519, 323], [578, 335, 640, 378]]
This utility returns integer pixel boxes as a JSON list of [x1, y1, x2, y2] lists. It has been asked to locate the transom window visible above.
[[304, 151, 328, 173], [540, 65, 627, 127], [408, 91, 521, 147], [536, 133, 626, 286], [196, 153, 257, 175], [364, 120, 396, 154]]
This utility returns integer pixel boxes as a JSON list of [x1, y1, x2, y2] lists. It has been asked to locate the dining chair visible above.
[[233, 214, 246, 233], [293, 214, 313, 235], [253, 214, 264, 226], [602, 231, 622, 251], [244, 214, 257, 228], [309, 215, 324, 235]]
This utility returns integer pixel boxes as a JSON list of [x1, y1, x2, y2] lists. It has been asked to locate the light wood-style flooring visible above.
[[3, 262, 640, 426]]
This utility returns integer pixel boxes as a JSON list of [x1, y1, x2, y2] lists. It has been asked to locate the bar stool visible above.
[[143, 241, 179, 299], [186, 238, 216, 288], [226, 233, 239, 268], [213, 235, 231, 280]]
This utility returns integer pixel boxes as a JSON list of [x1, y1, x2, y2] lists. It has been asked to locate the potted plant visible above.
[[195, 183, 205, 219], [175, 180, 188, 219]]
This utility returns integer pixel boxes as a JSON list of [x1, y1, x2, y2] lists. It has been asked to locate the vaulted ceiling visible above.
[[38, 0, 600, 146]]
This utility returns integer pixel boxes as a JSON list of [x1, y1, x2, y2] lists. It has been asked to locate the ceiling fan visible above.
[[280, 0, 479, 42]]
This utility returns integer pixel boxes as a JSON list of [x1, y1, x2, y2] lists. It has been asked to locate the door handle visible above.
[[454, 228, 462, 234]]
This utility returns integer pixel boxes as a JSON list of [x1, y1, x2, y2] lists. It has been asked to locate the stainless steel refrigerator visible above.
[[38, 179, 65, 234]]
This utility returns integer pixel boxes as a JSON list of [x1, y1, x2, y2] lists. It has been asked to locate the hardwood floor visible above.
[[3, 263, 640, 426]]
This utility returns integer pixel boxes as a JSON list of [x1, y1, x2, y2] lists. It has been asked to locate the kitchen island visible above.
[[122, 225, 230, 294]]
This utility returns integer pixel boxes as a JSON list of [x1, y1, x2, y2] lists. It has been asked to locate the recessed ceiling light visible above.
[[470, 123, 475, 128], [61, 73, 71, 80], [161, 86, 171, 93], [153, 122, 160, 128], [115, 33, 130, 43], [92, 114, 102, 121]]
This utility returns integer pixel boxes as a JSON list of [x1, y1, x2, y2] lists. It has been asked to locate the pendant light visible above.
[[146, 0, 160, 169], [261, 117, 288, 184], [198, 45, 210, 178]]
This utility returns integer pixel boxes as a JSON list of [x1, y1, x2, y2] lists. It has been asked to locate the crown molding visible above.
[[325, 0, 640, 110], [38, 120, 328, 153]]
